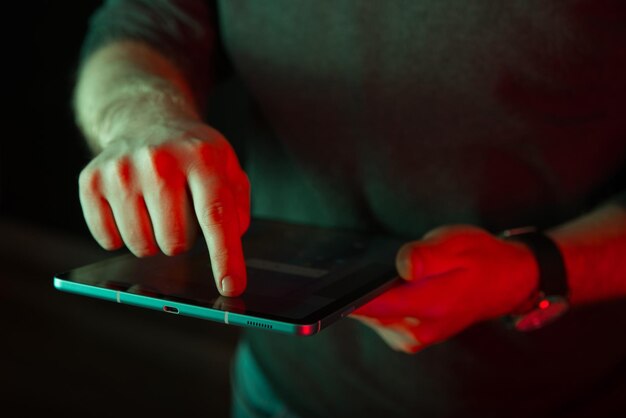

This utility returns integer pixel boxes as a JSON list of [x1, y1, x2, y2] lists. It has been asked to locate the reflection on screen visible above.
[[65, 220, 401, 321]]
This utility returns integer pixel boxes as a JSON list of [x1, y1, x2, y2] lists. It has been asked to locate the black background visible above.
[[2, 2, 240, 417], [3, 1, 98, 236]]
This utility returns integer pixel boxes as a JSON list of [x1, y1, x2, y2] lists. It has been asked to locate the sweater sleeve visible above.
[[79, 0, 217, 107]]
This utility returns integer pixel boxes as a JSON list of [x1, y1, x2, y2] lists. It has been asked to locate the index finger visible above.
[[188, 170, 246, 296]]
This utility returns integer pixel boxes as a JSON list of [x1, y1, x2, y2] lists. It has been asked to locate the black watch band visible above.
[[501, 227, 570, 331]]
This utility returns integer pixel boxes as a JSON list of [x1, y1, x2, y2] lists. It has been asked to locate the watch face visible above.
[[514, 297, 569, 332]]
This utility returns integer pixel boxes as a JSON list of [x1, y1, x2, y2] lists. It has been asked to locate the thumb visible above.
[[395, 238, 457, 281]]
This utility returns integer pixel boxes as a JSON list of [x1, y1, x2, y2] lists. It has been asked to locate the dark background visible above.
[[2, 2, 240, 416], [3, 1, 96, 234]]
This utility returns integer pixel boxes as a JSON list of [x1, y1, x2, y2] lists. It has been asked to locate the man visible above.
[[74, 1, 626, 416]]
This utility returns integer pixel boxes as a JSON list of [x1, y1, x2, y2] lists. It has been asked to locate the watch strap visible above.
[[503, 229, 569, 298]]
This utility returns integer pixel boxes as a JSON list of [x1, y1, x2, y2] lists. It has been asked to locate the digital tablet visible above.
[[53, 219, 403, 336]]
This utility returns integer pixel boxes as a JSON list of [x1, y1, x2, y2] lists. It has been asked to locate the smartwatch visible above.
[[501, 227, 570, 332]]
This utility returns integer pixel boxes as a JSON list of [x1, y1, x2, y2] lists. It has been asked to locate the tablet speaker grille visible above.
[[247, 320, 273, 329]]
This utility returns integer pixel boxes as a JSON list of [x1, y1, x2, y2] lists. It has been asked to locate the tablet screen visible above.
[[55, 220, 402, 325]]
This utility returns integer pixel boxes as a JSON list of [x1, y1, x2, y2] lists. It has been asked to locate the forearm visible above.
[[547, 203, 626, 305], [73, 41, 201, 153]]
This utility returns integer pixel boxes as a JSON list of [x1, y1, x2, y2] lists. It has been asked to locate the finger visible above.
[[78, 169, 122, 250], [108, 193, 159, 257], [353, 269, 465, 319], [143, 184, 193, 256], [371, 324, 420, 353], [350, 314, 420, 327], [411, 318, 464, 348], [187, 170, 246, 297], [222, 147, 251, 237], [354, 316, 422, 354], [353, 315, 448, 353], [101, 157, 159, 257], [141, 151, 193, 256], [232, 172, 251, 236], [395, 237, 461, 281]]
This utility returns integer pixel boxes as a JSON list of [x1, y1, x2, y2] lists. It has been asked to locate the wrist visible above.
[[501, 227, 571, 331], [74, 42, 201, 152], [505, 240, 541, 313], [97, 88, 200, 149]]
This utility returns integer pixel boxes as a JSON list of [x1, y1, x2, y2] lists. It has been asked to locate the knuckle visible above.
[[196, 141, 219, 168], [138, 145, 158, 169], [103, 157, 134, 192], [143, 146, 180, 182], [195, 136, 234, 172], [199, 201, 230, 227], [78, 167, 100, 196], [113, 156, 132, 179]]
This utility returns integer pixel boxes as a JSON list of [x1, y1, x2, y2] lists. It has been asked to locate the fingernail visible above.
[[220, 276, 237, 296], [397, 246, 423, 279]]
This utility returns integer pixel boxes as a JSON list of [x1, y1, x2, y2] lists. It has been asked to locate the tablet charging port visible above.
[[163, 306, 179, 314]]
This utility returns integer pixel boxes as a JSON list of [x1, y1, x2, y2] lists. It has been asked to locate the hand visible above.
[[78, 119, 250, 296], [351, 225, 538, 353]]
